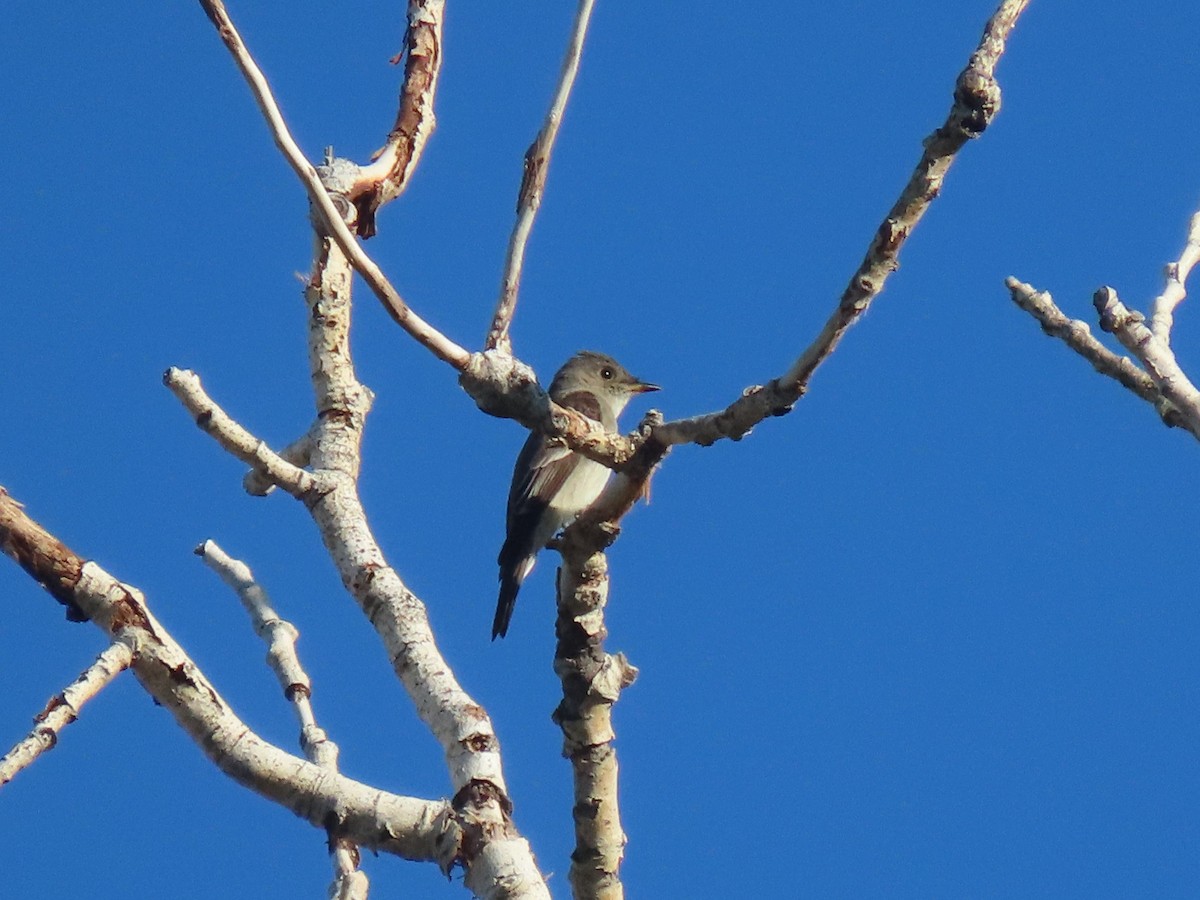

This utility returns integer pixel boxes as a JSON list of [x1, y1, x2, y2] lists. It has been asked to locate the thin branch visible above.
[[196, 0, 469, 369], [485, 0, 598, 354], [0, 487, 452, 862], [1150, 210, 1200, 343], [536, 12, 1031, 883], [353, 0, 446, 238], [197, 540, 367, 896], [462, 0, 1032, 462], [163, 367, 320, 497], [1005, 272, 1200, 439], [778, 0, 1028, 394], [0, 638, 133, 787], [1004, 277, 1174, 407]]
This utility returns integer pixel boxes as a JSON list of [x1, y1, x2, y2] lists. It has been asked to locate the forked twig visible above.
[[1007, 203, 1200, 441]]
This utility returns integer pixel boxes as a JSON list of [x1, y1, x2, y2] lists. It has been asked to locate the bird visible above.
[[493, 351, 659, 639]]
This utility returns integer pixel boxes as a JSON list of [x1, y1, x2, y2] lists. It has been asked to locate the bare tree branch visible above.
[[1006, 201, 1200, 441], [0, 487, 452, 862], [197, 540, 367, 897], [486, 0, 598, 355], [650, 0, 1032, 450], [0, 638, 133, 787], [462, 0, 1031, 467], [164, 367, 320, 497], [1004, 277, 1190, 431], [196, 0, 469, 369], [529, 9, 1033, 887]]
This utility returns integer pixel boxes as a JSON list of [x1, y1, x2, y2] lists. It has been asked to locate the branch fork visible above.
[[1007, 205, 1200, 441]]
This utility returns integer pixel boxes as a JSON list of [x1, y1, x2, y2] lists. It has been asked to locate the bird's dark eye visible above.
[[600, 367, 614, 380]]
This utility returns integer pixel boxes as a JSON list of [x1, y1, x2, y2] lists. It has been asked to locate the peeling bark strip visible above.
[[353, 0, 446, 237], [0, 488, 86, 620]]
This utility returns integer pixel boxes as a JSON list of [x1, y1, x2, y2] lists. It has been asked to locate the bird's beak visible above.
[[633, 380, 660, 394]]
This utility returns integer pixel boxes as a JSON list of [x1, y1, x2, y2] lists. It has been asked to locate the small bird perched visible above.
[[494, 351, 659, 639]]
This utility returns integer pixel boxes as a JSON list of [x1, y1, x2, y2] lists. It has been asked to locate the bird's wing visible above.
[[495, 431, 583, 640], [507, 433, 578, 525], [506, 389, 603, 521]]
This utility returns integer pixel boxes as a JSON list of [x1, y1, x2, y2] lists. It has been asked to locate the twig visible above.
[[196, 0, 469, 369], [485, 0, 598, 354], [196, 540, 367, 896], [0, 639, 133, 787], [778, 0, 1028, 393], [1150, 210, 1200, 343], [1004, 277, 1172, 408], [163, 367, 319, 497]]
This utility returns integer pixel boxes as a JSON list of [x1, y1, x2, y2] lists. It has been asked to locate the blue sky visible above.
[[4, 2, 1200, 897]]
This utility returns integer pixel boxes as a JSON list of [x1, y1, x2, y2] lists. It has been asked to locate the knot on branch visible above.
[[636, 409, 664, 436], [562, 520, 621, 557], [314, 156, 362, 233], [458, 351, 544, 425], [1093, 285, 1140, 334], [432, 806, 465, 877], [951, 67, 1001, 138]]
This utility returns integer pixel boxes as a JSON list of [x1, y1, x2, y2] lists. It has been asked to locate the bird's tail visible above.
[[493, 573, 522, 640]]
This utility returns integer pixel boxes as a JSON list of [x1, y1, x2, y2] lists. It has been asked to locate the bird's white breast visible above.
[[549, 456, 611, 519]]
